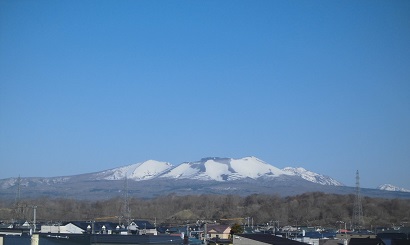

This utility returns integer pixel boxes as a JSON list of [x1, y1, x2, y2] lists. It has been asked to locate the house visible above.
[[40, 233, 185, 244], [161, 225, 193, 236], [0, 220, 32, 236], [41, 222, 84, 234], [233, 234, 306, 245], [0, 222, 13, 230], [40, 221, 117, 234], [163, 226, 183, 234], [200, 224, 232, 245], [128, 220, 157, 235], [82, 221, 117, 234], [14, 220, 31, 228], [207, 224, 231, 240]]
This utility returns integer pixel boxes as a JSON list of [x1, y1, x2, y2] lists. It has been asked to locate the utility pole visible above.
[[203, 223, 207, 245], [33, 205, 37, 233]]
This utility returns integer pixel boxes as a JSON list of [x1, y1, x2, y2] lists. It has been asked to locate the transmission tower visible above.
[[352, 170, 364, 230], [13, 176, 25, 220], [15, 175, 21, 204], [122, 176, 131, 226]]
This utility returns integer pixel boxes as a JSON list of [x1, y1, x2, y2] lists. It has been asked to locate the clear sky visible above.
[[1, 0, 409, 189]]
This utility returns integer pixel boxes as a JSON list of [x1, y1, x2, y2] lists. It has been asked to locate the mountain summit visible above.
[[88, 156, 343, 186], [160, 157, 287, 181], [93, 160, 172, 181]]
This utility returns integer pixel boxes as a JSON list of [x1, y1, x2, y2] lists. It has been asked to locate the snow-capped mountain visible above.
[[1, 157, 343, 187], [159, 156, 343, 186], [160, 157, 287, 181], [282, 167, 344, 186], [93, 160, 173, 181], [377, 184, 410, 193], [92, 156, 343, 186], [2, 156, 410, 200]]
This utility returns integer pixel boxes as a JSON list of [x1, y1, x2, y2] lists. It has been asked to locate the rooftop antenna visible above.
[[352, 170, 364, 230]]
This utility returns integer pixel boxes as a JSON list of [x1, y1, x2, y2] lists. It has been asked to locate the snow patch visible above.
[[96, 160, 173, 181], [230, 157, 286, 178], [162, 156, 288, 182], [161, 163, 200, 179], [378, 184, 410, 192], [282, 167, 343, 186]]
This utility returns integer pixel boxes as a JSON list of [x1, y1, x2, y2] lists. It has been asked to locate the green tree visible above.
[[230, 223, 244, 235]]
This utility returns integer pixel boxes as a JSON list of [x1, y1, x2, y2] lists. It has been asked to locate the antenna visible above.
[[352, 170, 364, 230]]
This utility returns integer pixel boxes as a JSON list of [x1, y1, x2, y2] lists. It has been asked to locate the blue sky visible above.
[[1, 0, 409, 189]]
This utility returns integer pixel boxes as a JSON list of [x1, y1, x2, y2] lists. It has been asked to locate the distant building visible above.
[[128, 220, 157, 235], [40, 221, 117, 234], [207, 224, 231, 240], [233, 234, 306, 245], [0, 220, 32, 236]]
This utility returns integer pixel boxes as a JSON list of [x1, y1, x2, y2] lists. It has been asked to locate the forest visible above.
[[1, 192, 409, 229]]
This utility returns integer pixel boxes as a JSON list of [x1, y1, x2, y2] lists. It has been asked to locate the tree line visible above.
[[1, 192, 409, 229]]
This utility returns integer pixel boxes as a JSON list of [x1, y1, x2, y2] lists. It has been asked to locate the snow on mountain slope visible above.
[[78, 156, 344, 186], [378, 184, 410, 192], [282, 167, 344, 186], [160, 158, 228, 181], [160, 156, 288, 181], [160, 162, 202, 179], [94, 160, 173, 181], [230, 157, 286, 178], [0, 177, 71, 189]]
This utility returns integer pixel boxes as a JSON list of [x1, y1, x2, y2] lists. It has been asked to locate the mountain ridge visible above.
[[1, 156, 409, 200], [84, 156, 343, 186], [92, 160, 173, 181], [378, 184, 410, 192]]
